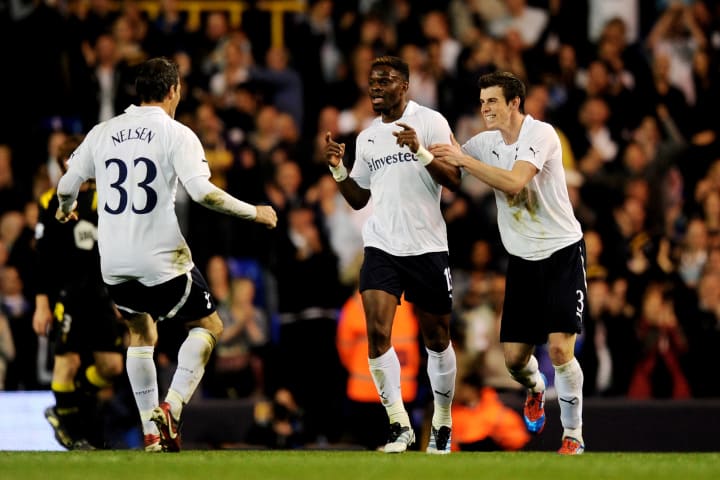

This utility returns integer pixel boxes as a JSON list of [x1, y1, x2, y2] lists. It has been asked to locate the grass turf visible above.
[[1, 450, 719, 480]]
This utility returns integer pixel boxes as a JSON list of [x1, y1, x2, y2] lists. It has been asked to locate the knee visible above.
[[505, 353, 531, 373], [506, 360, 525, 374], [424, 336, 449, 353], [418, 314, 451, 352], [548, 350, 574, 366], [366, 325, 392, 358], [204, 313, 224, 339], [54, 354, 82, 380], [96, 354, 124, 378], [126, 313, 158, 346], [547, 338, 575, 365]]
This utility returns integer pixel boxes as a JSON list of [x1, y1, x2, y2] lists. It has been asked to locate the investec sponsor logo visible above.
[[365, 150, 418, 172]]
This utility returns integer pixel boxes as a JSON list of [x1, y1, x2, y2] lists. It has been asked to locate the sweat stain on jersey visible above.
[[508, 187, 539, 222], [172, 245, 191, 272]]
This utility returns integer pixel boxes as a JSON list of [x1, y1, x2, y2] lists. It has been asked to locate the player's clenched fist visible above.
[[255, 205, 278, 229], [325, 131, 345, 167], [55, 201, 78, 223]]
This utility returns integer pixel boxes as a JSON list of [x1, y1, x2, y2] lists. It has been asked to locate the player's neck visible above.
[[381, 99, 409, 123], [500, 113, 526, 145], [141, 101, 173, 117]]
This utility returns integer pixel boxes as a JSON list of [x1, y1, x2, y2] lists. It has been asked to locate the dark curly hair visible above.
[[371, 56, 410, 81]]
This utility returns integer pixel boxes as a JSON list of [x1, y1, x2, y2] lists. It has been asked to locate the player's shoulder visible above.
[[358, 117, 383, 139], [524, 115, 557, 137], [465, 129, 498, 149], [171, 116, 195, 133], [408, 101, 447, 121], [170, 117, 202, 146]]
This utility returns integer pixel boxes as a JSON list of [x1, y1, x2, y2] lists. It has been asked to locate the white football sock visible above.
[[126, 346, 159, 435], [426, 344, 456, 427], [369, 347, 409, 426], [554, 357, 584, 438], [166, 328, 216, 419], [509, 354, 545, 392]]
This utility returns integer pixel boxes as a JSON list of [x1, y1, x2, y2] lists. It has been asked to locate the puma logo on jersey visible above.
[[368, 138, 375, 143]]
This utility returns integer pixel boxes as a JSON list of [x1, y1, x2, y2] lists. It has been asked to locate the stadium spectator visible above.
[[628, 281, 691, 399], [1, 265, 39, 391], [0, 146, 29, 218], [207, 32, 253, 110], [271, 202, 346, 444], [249, 46, 304, 134], [206, 276, 268, 399], [205, 255, 232, 308], [646, 1, 707, 107], [309, 174, 370, 287], [681, 270, 720, 397], [246, 387, 306, 449], [448, 371, 530, 452], [0, 309, 15, 391], [145, 0, 190, 56], [485, 0, 549, 53]]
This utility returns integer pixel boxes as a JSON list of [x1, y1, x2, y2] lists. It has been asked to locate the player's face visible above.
[[479, 85, 514, 130], [368, 66, 408, 115]]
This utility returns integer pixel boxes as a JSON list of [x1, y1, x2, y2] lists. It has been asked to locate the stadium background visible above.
[[0, 0, 719, 451]]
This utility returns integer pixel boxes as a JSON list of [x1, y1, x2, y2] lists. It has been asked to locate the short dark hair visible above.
[[371, 55, 410, 81], [135, 57, 180, 103], [477, 71, 526, 109]]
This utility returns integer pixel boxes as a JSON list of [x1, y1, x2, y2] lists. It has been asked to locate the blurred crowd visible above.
[[1, 0, 720, 449]]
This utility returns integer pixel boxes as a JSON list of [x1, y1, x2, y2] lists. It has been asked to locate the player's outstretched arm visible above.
[[324, 131, 371, 210], [184, 176, 277, 229], [430, 134, 537, 196]]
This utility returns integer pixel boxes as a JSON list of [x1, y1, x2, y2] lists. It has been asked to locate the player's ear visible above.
[[168, 83, 180, 101]]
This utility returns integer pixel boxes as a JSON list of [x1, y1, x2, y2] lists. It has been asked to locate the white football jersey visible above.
[[65, 105, 210, 286], [351, 101, 452, 256], [461, 115, 582, 260]]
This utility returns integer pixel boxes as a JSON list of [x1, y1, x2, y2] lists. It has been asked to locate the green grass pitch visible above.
[[1, 450, 719, 480]]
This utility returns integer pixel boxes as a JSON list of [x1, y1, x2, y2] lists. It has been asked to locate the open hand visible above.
[[429, 133, 465, 167]]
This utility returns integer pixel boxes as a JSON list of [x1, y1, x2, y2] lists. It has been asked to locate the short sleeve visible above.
[[66, 130, 97, 181], [350, 134, 371, 189], [423, 111, 453, 147], [516, 123, 557, 171]]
